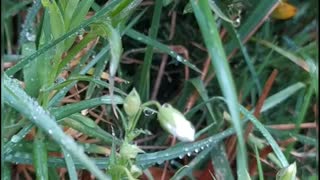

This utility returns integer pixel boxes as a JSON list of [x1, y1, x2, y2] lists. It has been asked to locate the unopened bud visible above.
[[123, 88, 141, 117]]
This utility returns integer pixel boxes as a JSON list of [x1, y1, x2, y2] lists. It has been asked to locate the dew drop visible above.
[[143, 108, 156, 117], [11, 135, 20, 143], [157, 160, 163, 165], [48, 129, 53, 134], [206, 144, 210, 147], [187, 152, 192, 157], [26, 32, 36, 41], [137, 37, 142, 41], [194, 148, 199, 153], [179, 155, 184, 159], [176, 56, 183, 62]]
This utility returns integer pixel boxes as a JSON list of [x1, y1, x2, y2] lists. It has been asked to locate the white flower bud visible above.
[[157, 103, 195, 142]]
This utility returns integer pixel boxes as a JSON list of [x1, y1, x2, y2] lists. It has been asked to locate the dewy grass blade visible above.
[[126, 29, 202, 73], [190, 0, 248, 177], [61, 147, 78, 180], [33, 130, 48, 180], [5, 0, 122, 76], [3, 74, 110, 180]]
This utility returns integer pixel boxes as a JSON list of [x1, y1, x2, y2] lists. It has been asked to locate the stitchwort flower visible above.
[[157, 103, 195, 142]]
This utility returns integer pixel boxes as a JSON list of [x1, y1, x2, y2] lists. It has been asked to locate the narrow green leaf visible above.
[[211, 143, 235, 180], [239, 106, 289, 167], [33, 130, 49, 180], [189, 77, 217, 125], [254, 145, 264, 180], [126, 29, 202, 74], [190, 0, 247, 177], [137, 0, 163, 101], [252, 37, 310, 72], [50, 95, 124, 120], [61, 147, 78, 180], [260, 82, 305, 112]]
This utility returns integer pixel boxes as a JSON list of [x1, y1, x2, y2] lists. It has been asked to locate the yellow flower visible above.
[[271, 2, 297, 20]]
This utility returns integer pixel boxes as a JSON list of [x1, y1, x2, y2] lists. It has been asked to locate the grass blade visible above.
[[252, 37, 310, 72], [190, 0, 248, 177], [33, 130, 48, 180], [254, 145, 264, 180], [61, 147, 78, 180], [137, 0, 163, 101], [5, 0, 122, 76], [239, 105, 289, 167], [126, 29, 202, 74], [51, 95, 124, 120]]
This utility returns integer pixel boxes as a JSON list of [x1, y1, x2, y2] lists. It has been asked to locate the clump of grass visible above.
[[2, 0, 318, 179]]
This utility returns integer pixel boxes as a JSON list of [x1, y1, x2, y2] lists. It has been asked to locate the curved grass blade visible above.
[[5, 124, 240, 169], [252, 37, 310, 72], [260, 82, 305, 112], [239, 105, 289, 167], [51, 95, 124, 120], [189, 77, 217, 125], [126, 29, 202, 74], [3, 74, 110, 180], [60, 114, 121, 145], [43, 75, 126, 95], [190, 0, 247, 177]]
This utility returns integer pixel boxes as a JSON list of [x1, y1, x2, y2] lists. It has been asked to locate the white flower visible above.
[[157, 103, 195, 142]]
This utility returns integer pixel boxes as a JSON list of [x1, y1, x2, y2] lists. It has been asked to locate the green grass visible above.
[[2, 0, 318, 179]]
